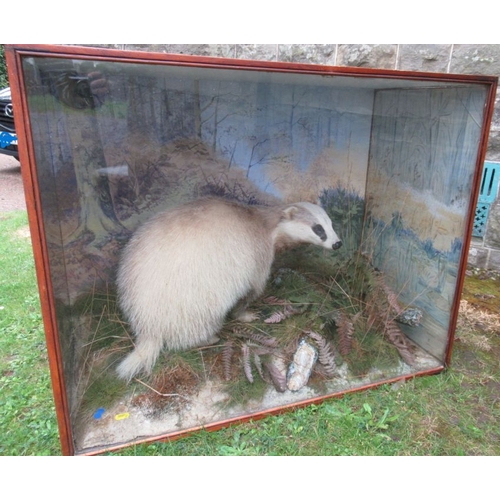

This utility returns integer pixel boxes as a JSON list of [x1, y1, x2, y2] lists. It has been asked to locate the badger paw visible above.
[[234, 311, 259, 323], [205, 335, 220, 345]]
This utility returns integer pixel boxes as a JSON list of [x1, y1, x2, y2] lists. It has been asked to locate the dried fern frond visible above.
[[336, 312, 355, 357], [264, 304, 300, 324], [375, 273, 403, 315], [366, 310, 378, 331], [383, 319, 415, 366], [264, 310, 288, 324], [237, 330, 279, 348], [263, 296, 290, 306], [252, 353, 268, 382], [306, 330, 337, 377], [263, 356, 287, 392], [241, 343, 253, 383], [251, 346, 278, 358], [222, 340, 234, 381], [362, 297, 379, 331], [231, 326, 253, 337]]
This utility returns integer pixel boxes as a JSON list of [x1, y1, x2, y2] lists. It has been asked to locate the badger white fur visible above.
[[116, 197, 342, 381]]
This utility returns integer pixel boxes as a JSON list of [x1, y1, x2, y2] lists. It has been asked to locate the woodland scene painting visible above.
[[20, 54, 488, 453]]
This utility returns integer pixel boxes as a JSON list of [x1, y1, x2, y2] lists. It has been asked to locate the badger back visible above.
[[116, 198, 276, 350]]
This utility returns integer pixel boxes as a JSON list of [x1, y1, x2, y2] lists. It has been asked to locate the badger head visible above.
[[276, 202, 342, 251]]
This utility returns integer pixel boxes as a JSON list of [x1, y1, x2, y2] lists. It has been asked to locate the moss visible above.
[[462, 271, 500, 314]]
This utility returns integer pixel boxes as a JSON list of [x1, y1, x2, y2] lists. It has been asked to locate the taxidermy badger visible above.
[[116, 197, 342, 381]]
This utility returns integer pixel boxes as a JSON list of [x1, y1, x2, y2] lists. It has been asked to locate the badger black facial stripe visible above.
[[312, 224, 327, 241]]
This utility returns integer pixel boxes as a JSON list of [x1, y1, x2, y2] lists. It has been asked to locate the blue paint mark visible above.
[[94, 408, 105, 419]]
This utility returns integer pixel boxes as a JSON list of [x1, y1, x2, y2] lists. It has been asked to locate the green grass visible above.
[[1, 210, 500, 455], [0, 212, 60, 455]]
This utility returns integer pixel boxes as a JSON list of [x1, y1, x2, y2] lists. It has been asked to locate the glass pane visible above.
[[21, 55, 489, 453], [365, 86, 486, 359]]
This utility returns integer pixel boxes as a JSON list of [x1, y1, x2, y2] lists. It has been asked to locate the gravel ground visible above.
[[0, 154, 26, 212]]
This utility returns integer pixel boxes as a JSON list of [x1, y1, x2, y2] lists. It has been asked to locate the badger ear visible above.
[[282, 205, 299, 220]]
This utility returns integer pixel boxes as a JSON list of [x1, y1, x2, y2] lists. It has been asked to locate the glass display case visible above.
[[5, 44, 497, 455]]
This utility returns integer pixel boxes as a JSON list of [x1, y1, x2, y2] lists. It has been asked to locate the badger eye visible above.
[[312, 224, 327, 241]]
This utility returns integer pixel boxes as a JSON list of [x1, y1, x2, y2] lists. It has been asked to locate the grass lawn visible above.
[[1, 210, 500, 456]]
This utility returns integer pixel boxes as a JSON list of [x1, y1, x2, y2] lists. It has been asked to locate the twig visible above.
[[133, 378, 189, 399]]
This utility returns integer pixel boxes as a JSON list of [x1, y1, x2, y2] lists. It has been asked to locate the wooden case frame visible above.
[[5, 44, 497, 455]]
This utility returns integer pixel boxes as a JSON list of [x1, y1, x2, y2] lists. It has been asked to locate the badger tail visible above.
[[116, 336, 163, 382]]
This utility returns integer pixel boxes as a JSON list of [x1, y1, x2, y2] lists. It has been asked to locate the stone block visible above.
[[277, 44, 337, 65], [397, 44, 451, 72], [487, 130, 500, 162], [68, 44, 124, 50], [450, 44, 500, 75], [487, 248, 500, 269], [123, 44, 235, 58], [484, 198, 500, 247], [336, 44, 397, 69], [234, 45, 278, 61], [468, 244, 489, 268]]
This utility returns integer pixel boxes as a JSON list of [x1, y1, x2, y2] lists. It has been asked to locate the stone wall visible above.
[[76, 44, 500, 268]]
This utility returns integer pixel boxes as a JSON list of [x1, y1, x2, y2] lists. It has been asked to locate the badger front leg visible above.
[[231, 258, 272, 323], [231, 289, 261, 323], [232, 302, 259, 322]]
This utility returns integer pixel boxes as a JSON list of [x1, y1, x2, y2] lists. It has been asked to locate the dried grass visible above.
[[456, 300, 500, 351]]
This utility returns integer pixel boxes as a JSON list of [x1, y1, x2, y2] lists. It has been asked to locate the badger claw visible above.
[[234, 311, 259, 323], [205, 335, 220, 345]]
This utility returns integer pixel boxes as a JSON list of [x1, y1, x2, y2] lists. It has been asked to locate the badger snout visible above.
[[332, 241, 343, 250]]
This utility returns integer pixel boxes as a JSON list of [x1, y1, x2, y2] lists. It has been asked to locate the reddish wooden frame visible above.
[[5, 44, 497, 456]]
